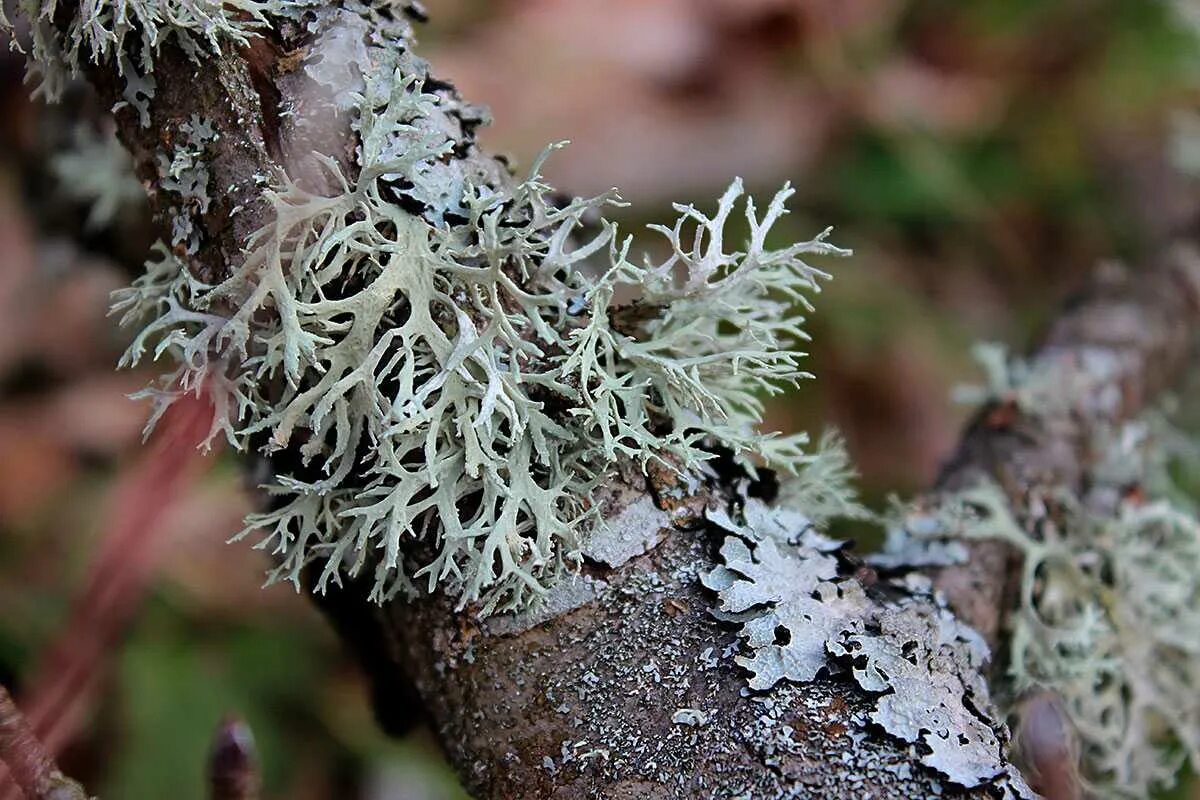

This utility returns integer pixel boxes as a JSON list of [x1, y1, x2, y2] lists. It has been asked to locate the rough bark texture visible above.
[[318, 253, 1200, 800], [0, 684, 88, 800], [71, 7, 1200, 800], [87, 42, 278, 285]]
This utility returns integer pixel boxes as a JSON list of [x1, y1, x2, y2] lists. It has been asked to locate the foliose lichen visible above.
[[701, 493, 1034, 796], [156, 114, 218, 254]]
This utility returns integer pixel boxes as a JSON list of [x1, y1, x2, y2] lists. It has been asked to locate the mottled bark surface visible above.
[[68, 6, 1200, 799]]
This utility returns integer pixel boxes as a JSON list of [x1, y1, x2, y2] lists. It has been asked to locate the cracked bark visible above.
[[66, 7, 1200, 799]]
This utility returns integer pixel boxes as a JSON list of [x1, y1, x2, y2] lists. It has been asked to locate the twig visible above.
[[1, 392, 217, 800], [0, 684, 88, 800], [208, 716, 260, 800]]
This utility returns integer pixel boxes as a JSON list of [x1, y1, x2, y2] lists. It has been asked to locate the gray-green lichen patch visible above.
[[12, 0, 858, 620], [109, 5, 852, 615], [703, 528, 867, 690], [830, 596, 1001, 789], [671, 708, 708, 727], [156, 114, 218, 254], [774, 431, 872, 529], [117, 58, 158, 127], [877, 402, 1200, 797], [868, 488, 1012, 571], [580, 494, 673, 568], [703, 497, 1031, 794], [51, 124, 147, 230]]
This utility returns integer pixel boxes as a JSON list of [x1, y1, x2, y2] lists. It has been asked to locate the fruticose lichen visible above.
[[879, 343, 1200, 798], [3, 0, 288, 102], [702, 495, 1033, 795], [51, 124, 146, 230], [87, 3, 852, 615]]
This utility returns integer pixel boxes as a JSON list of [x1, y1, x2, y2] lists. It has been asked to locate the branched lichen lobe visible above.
[[94, 3, 851, 613]]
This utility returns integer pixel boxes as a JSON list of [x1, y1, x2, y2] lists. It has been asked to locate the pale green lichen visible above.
[[3, 0, 284, 102], [937, 466, 1200, 799], [881, 339, 1200, 797], [109, 31, 850, 614], [50, 123, 146, 229], [157, 114, 217, 253], [776, 431, 872, 529]]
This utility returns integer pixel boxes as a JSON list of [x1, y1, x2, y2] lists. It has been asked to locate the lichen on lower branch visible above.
[[875, 400, 1200, 797], [702, 495, 1033, 796]]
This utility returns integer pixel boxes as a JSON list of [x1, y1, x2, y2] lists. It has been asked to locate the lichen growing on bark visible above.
[[701, 495, 1031, 794], [3, 0, 287, 101], [69, 2, 854, 614], [880, 342, 1200, 798]]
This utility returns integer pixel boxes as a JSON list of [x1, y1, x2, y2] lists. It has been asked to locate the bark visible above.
[[318, 254, 1200, 800], [0, 684, 88, 800], [68, 6, 1200, 800]]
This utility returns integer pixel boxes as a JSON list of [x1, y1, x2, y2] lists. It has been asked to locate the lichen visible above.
[[701, 514, 867, 690], [702, 496, 1031, 793], [972, 466, 1200, 798], [775, 431, 872, 529], [829, 595, 1003, 789], [99, 8, 850, 615], [579, 494, 672, 569], [3, 0, 295, 102], [868, 486, 1008, 571], [156, 114, 218, 254], [877, 406, 1200, 794], [50, 123, 146, 230], [951, 340, 1126, 417]]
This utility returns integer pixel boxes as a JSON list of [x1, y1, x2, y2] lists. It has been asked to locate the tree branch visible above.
[[932, 249, 1200, 646], [0, 684, 88, 800], [55, 5, 1200, 799]]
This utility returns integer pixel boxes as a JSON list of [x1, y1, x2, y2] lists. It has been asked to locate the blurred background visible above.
[[1, 0, 1199, 797]]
